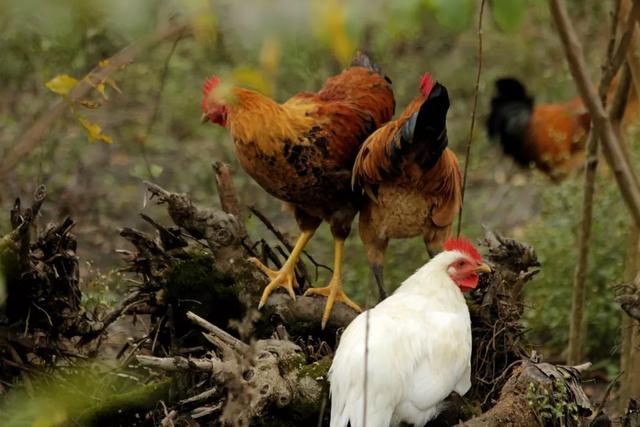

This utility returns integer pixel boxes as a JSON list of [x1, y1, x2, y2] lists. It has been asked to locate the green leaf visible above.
[[431, 0, 475, 32], [45, 74, 79, 97], [489, 0, 527, 32], [150, 164, 163, 178]]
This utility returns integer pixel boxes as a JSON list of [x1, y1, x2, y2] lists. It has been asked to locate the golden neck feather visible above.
[[227, 88, 314, 151]]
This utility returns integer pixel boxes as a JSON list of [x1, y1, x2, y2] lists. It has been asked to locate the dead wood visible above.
[[461, 359, 592, 427], [137, 311, 326, 427], [0, 176, 594, 426], [467, 230, 538, 408], [0, 186, 111, 382], [616, 272, 640, 321], [212, 162, 246, 227]]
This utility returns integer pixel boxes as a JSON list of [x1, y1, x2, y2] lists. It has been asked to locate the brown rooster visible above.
[[352, 74, 461, 299], [487, 77, 638, 181], [201, 52, 395, 328]]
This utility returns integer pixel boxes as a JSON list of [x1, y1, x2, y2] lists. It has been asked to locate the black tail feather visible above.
[[486, 77, 534, 166], [395, 82, 450, 172]]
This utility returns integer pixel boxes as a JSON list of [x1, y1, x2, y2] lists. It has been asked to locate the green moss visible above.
[[296, 356, 331, 381], [164, 250, 244, 333]]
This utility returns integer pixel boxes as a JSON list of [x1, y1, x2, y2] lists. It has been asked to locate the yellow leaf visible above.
[[45, 74, 78, 97], [182, 0, 217, 45], [312, 0, 354, 66], [96, 83, 108, 100], [260, 37, 281, 77], [98, 59, 110, 68], [77, 116, 113, 144], [79, 100, 102, 109]]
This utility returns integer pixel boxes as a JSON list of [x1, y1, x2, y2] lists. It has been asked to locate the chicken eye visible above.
[[457, 260, 465, 267]]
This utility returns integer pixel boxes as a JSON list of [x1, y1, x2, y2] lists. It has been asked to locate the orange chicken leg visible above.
[[251, 229, 314, 309], [304, 239, 362, 328]]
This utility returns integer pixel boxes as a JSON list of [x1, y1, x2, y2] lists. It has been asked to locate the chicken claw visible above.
[[250, 257, 298, 308], [250, 229, 315, 309], [304, 279, 362, 329]]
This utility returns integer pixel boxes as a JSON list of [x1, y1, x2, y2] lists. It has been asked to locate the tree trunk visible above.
[[620, 226, 640, 410]]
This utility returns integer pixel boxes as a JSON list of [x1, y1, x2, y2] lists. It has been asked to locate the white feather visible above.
[[329, 250, 472, 427]]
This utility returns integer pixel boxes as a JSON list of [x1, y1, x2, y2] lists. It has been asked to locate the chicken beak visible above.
[[201, 113, 209, 124], [475, 262, 492, 274]]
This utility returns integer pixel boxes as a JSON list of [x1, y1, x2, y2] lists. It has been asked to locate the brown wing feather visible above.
[[287, 67, 395, 169], [424, 149, 462, 227], [351, 95, 424, 187]]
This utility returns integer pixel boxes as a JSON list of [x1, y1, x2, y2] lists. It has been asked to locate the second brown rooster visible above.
[[352, 74, 461, 299]]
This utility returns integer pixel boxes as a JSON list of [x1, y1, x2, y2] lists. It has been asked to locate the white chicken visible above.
[[329, 237, 490, 427]]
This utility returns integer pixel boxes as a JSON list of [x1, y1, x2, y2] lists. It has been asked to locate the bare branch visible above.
[[136, 354, 223, 374], [186, 311, 249, 352], [549, 0, 640, 227], [457, 0, 486, 237], [0, 21, 191, 180]]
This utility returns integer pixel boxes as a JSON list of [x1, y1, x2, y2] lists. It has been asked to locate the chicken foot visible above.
[[252, 229, 314, 309], [304, 239, 362, 329]]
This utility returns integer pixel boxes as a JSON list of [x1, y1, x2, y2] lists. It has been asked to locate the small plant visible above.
[[526, 378, 580, 427]]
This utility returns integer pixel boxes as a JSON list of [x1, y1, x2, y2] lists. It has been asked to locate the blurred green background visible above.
[[0, 0, 635, 375]]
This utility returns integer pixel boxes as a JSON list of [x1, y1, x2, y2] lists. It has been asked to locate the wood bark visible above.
[[568, 3, 636, 364], [619, 228, 640, 410]]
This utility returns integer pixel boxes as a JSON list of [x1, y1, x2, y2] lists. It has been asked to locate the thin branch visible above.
[[621, 0, 640, 104], [212, 162, 245, 223], [248, 205, 330, 279], [136, 355, 221, 374], [568, 0, 626, 366], [186, 311, 249, 352], [457, 0, 486, 237], [607, 0, 640, 88], [139, 36, 182, 178], [549, 0, 640, 228], [0, 21, 191, 180], [179, 387, 218, 405]]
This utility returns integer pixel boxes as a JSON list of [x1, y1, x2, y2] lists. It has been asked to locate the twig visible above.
[[621, 0, 640, 107], [179, 387, 218, 405], [248, 205, 331, 278], [568, 3, 636, 364], [191, 402, 223, 419], [549, 0, 640, 228], [139, 36, 182, 178], [136, 354, 221, 374], [0, 21, 191, 180], [160, 408, 177, 427], [212, 162, 245, 224], [186, 311, 249, 352], [457, 0, 486, 237], [568, 0, 620, 366], [80, 291, 141, 343], [607, 0, 640, 87], [596, 371, 624, 415]]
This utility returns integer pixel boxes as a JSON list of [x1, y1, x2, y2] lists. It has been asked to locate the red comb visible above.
[[420, 72, 434, 97], [202, 75, 221, 111], [444, 237, 482, 262]]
